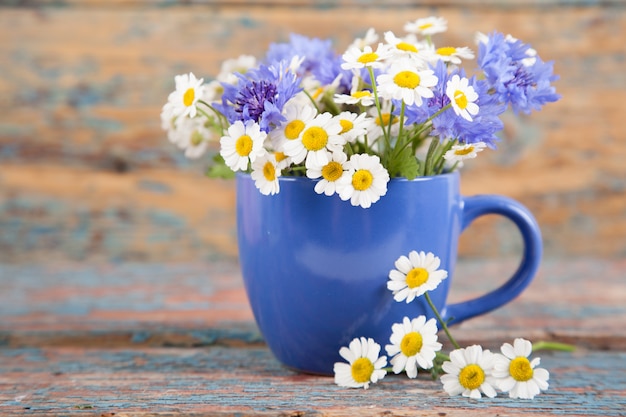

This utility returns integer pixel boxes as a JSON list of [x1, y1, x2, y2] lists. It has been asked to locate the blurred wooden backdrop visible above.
[[0, 0, 624, 263]]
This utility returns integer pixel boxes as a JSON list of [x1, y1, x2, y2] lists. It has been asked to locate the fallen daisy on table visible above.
[[492, 338, 550, 399], [385, 315, 443, 378], [333, 337, 387, 389], [440, 345, 498, 399]]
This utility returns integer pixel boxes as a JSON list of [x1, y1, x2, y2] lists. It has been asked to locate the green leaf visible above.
[[387, 147, 419, 180], [206, 154, 236, 179]]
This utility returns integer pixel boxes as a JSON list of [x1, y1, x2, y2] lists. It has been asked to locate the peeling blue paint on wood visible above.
[[1, 5, 625, 262], [0, 347, 624, 416]]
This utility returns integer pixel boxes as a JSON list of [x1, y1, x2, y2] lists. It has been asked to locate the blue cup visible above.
[[236, 171, 542, 375]]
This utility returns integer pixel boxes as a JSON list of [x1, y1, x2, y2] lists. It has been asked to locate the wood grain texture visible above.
[[1, 259, 625, 350], [0, 347, 624, 417], [0, 259, 625, 416], [1, 3, 625, 262]]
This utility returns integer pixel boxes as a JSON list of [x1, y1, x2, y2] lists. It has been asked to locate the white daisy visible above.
[[251, 151, 281, 195], [443, 142, 487, 164], [174, 116, 215, 159], [387, 250, 448, 303], [202, 79, 224, 104], [333, 337, 387, 389], [336, 111, 372, 143], [160, 102, 176, 134], [306, 151, 348, 197], [301, 72, 343, 107], [435, 46, 475, 65], [334, 89, 376, 107], [366, 103, 401, 142], [376, 59, 438, 106], [216, 54, 257, 85], [337, 154, 389, 209], [493, 338, 550, 399], [385, 316, 443, 378], [269, 100, 317, 151], [383, 31, 431, 61], [162, 106, 209, 156], [446, 75, 479, 121], [441, 345, 498, 399], [404, 16, 448, 36], [272, 151, 292, 171], [348, 27, 379, 50], [167, 72, 205, 119], [341, 43, 392, 71], [219, 120, 267, 172], [334, 74, 376, 107], [282, 112, 345, 167]]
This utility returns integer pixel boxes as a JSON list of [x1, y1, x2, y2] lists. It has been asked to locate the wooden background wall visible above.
[[0, 1, 624, 263]]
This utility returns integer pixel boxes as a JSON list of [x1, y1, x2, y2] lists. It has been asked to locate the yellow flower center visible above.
[[263, 161, 276, 181], [352, 91, 372, 99], [459, 364, 485, 390], [357, 52, 379, 65], [322, 161, 343, 182], [312, 86, 324, 100], [285, 120, 305, 140], [302, 126, 328, 151], [376, 113, 397, 127], [400, 332, 423, 357], [406, 267, 429, 288], [183, 88, 195, 107], [235, 135, 253, 156], [339, 119, 354, 134], [437, 46, 457, 56], [454, 90, 468, 109], [454, 146, 475, 156], [190, 131, 203, 146], [418, 23, 433, 31], [509, 357, 534, 382], [396, 42, 418, 53], [351, 357, 374, 384], [352, 169, 373, 191], [274, 152, 288, 163], [393, 70, 421, 89]]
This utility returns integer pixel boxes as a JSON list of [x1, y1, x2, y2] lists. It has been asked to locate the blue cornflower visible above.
[[218, 60, 302, 132], [478, 32, 561, 114], [265, 33, 352, 93], [403, 61, 505, 148]]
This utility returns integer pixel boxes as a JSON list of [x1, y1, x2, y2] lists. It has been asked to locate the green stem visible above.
[[432, 139, 457, 175], [423, 138, 440, 176], [323, 93, 342, 116], [424, 291, 460, 349], [367, 66, 391, 153], [532, 341, 576, 353], [391, 101, 407, 159], [197, 100, 228, 134], [303, 90, 322, 113], [426, 103, 452, 124], [435, 351, 450, 362]]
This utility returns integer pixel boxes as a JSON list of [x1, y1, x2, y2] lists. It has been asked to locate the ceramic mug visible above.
[[236, 171, 542, 375]]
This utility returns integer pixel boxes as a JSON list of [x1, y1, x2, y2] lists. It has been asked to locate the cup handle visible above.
[[442, 195, 543, 325]]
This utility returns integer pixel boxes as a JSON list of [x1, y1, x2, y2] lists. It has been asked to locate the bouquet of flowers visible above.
[[161, 16, 560, 209], [161, 17, 571, 399]]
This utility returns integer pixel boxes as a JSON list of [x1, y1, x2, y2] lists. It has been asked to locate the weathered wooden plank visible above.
[[1, 259, 625, 350], [0, 5, 625, 261], [0, 165, 239, 262], [0, 346, 624, 417]]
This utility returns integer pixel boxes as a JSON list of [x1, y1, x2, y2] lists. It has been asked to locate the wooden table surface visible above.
[[1, 258, 625, 416]]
